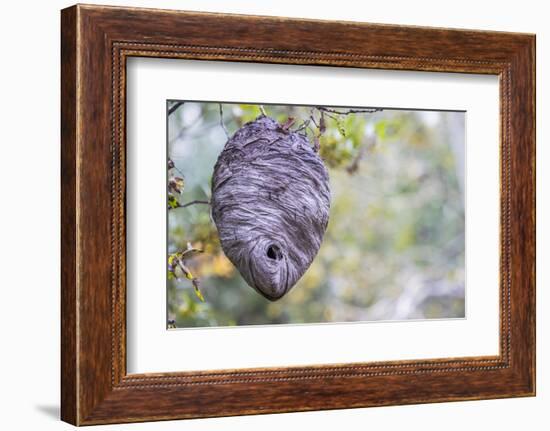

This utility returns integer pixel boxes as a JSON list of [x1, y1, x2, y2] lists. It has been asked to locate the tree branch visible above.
[[178, 199, 211, 209], [316, 106, 382, 115], [168, 101, 185, 116]]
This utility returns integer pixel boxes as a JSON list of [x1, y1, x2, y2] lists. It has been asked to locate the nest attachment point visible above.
[[211, 116, 331, 300]]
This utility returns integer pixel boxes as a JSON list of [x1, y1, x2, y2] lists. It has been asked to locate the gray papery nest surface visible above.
[[211, 116, 331, 301]]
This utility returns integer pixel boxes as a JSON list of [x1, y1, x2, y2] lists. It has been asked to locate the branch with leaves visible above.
[[167, 157, 211, 301], [167, 159, 211, 210], [167, 104, 382, 307], [268, 105, 382, 171], [168, 242, 205, 301]]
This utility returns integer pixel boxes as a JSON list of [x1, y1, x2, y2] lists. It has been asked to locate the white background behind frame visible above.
[[126, 58, 499, 374]]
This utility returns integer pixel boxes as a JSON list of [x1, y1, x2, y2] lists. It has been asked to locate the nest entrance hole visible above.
[[266, 244, 283, 261]]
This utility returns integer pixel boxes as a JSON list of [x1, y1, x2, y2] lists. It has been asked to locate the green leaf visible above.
[[176, 260, 194, 280], [168, 193, 180, 209], [336, 117, 346, 137], [375, 120, 387, 140], [168, 249, 206, 302]]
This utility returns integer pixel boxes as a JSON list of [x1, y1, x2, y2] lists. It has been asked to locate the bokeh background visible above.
[[167, 101, 465, 328]]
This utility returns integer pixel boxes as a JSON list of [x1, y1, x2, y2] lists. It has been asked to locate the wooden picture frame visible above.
[[61, 4, 535, 425]]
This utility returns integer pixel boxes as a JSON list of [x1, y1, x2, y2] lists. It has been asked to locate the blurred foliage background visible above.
[[167, 101, 465, 328]]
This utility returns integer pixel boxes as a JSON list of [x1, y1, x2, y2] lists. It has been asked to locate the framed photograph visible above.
[[61, 4, 535, 425]]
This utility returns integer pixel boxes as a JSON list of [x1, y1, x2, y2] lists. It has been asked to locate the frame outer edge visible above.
[[61, 5, 79, 426], [506, 34, 536, 395], [531, 34, 536, 396], [526, 35, 536, 395], [61, 4, 536, 425]]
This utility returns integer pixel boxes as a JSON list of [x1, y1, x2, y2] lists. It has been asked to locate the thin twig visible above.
[[316, 106, 382, 115], [309, 109, 320, 128], [259, 105, 267, 116], [167, 158, 185, 178], [323, 112, 340, 124], [294, 119, 311, 133], [219, 104, 230, 138], [178, 199, 211, 209], [168, 101, 185, 116]]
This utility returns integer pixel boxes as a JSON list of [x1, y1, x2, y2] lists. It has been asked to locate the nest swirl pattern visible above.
[[211, 116, 331, 300]]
